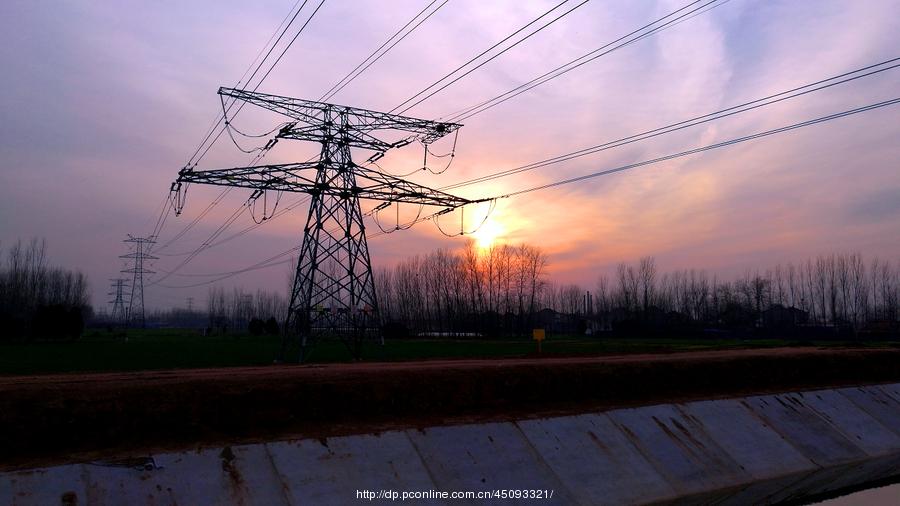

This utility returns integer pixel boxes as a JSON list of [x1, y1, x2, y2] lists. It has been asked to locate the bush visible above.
[[31, 305, 84, 340], [382, 321, 409, 339], [264, 317, 280, 335], [248, 318, 265, 336]]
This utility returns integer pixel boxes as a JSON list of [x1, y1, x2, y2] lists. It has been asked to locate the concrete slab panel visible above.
[[677, 399, 816, 481], [267, 431, 438, 506], [153, 448, 236, 505], [408, 422, 572, 505], [742, 395, 866, 466], [606, 404, 750, 496], [226, 444, 293, 506], [2, 464, 87, 506], [839, 386, 900, 436], [878, 383, 900, 403], [81, 459, 179, 506], [518, 413, 677, 505], [794, 389, 900, 457], [81, 448, 233, 506]]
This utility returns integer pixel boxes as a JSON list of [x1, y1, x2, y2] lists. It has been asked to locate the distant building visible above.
[[860, 319, 900, 338], [761, 304, 809, 328], [534, 308, 579, 334]]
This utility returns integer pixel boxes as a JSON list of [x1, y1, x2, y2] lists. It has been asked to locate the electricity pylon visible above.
[[121, 235, 157, 328], [108, 278, 129, 327], [172, 88, 471, 360]]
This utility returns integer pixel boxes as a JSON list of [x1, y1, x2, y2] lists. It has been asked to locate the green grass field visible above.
[[0, 328, 897, 375]]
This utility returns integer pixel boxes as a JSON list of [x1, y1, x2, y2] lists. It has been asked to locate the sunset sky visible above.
[[1, 0, 898, 311]]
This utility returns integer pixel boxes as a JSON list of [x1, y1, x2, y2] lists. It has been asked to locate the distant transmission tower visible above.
[[121, 235, 157, 328], [172, 88, 472, 360], [108, 278, 130, 326]]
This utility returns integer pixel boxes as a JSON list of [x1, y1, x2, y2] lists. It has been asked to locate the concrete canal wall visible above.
[[4, 382, 900, 505]]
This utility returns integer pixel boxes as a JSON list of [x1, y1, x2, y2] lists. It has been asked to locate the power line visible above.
[[148, 201, 249, 286], [155, 31, 896, 291], [318, 0, 450, 103], [349, 1, 718, 182], [251, 0, 327, 94], [185, 0, 313, 168], [156, 204, 383, 287], [192, 0, 327, 167], [147, 192, 173, 242], [379, 96, 900, 235], [444, 0, 722, 122], [155, 247, 300, 289], [163, 0, 578, 260], [154, 198, 495, 288], [147, 1, 328, 276], [391, 0, 589, 115], [154, 188, 232, 252], [167, 0, 327, 251], [156, 196, 311, 256], [346, 0, 721, 182], [156, 0, 444, 261], [152, 0, 707, 263], [141, 0, 316, 253], [151, 0, 740, 284], [440, 57, 900, 191], [495, 97, 900, 199]]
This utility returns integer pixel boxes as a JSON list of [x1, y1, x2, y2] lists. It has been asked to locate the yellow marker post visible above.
[[533, 328, 545, 353]]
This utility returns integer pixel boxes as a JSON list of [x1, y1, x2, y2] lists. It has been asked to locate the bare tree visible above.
[[638, 256, 657, 313]]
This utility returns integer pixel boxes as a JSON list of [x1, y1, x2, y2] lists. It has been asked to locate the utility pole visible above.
[[108, 278, 129, 327], [171, 88, 472, 361], [121, 235, 157, 328], [186, 297, 194, 313]]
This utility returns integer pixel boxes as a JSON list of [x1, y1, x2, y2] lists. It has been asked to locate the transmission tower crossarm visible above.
[[177, 162, 472, 207], [121, 267, 157, 274], [218, 87, 461, 145], [276, 123, 394, 151], [120, 252, 160, 260], [351, 165, 471, 206]]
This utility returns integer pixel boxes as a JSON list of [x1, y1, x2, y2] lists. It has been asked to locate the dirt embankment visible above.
[[2, 347, 900, 470]]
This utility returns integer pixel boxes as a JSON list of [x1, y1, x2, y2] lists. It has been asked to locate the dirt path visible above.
[[0, 346, 851, 386]]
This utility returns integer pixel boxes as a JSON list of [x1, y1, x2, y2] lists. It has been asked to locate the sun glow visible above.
[[472, 218, 504, 250]]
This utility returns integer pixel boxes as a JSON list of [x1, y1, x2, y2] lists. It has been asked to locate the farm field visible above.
[[1, 328, 897, 375]]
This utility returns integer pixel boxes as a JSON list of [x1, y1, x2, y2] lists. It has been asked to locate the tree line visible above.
[[375, 242, 900, 337], [206, 286, 287, 334], [0, 239, 91, 339], [592, 254, 899, 329], [376, 242, 548, 336]]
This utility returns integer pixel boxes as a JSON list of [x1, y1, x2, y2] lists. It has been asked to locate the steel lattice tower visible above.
[[121, 235, 157, 328], [173, 88, 471, 360], [108, 278, 129, 326]]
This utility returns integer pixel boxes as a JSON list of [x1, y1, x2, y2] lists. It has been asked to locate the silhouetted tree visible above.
[[0, 239, 91, 340]]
